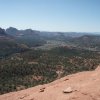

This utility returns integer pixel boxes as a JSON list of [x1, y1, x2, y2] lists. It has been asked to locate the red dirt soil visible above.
[[0, 66, 100, 100]]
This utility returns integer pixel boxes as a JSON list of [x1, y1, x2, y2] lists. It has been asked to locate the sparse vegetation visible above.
[[0, 27, 100, 94], [0, 47, 100, 94]]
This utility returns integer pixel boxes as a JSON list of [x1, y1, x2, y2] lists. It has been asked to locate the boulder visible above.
[[63, 87, 73, 93]]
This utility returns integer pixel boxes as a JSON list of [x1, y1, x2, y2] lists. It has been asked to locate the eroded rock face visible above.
[[0, 28, 7, 36], [0, 66, 100, 100]]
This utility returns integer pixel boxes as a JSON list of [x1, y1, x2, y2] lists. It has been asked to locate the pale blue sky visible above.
[[0, 0, 100, 32]]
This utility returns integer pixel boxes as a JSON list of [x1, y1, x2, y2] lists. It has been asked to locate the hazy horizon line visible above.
[[1, 26, 100, 33]]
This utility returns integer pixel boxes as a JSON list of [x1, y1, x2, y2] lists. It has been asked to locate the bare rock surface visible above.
[[0, 66, 100, 100]]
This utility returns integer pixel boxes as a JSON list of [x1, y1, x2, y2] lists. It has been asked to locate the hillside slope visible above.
[[0, 65, 100, 100], [69, 35, 100, 51]]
